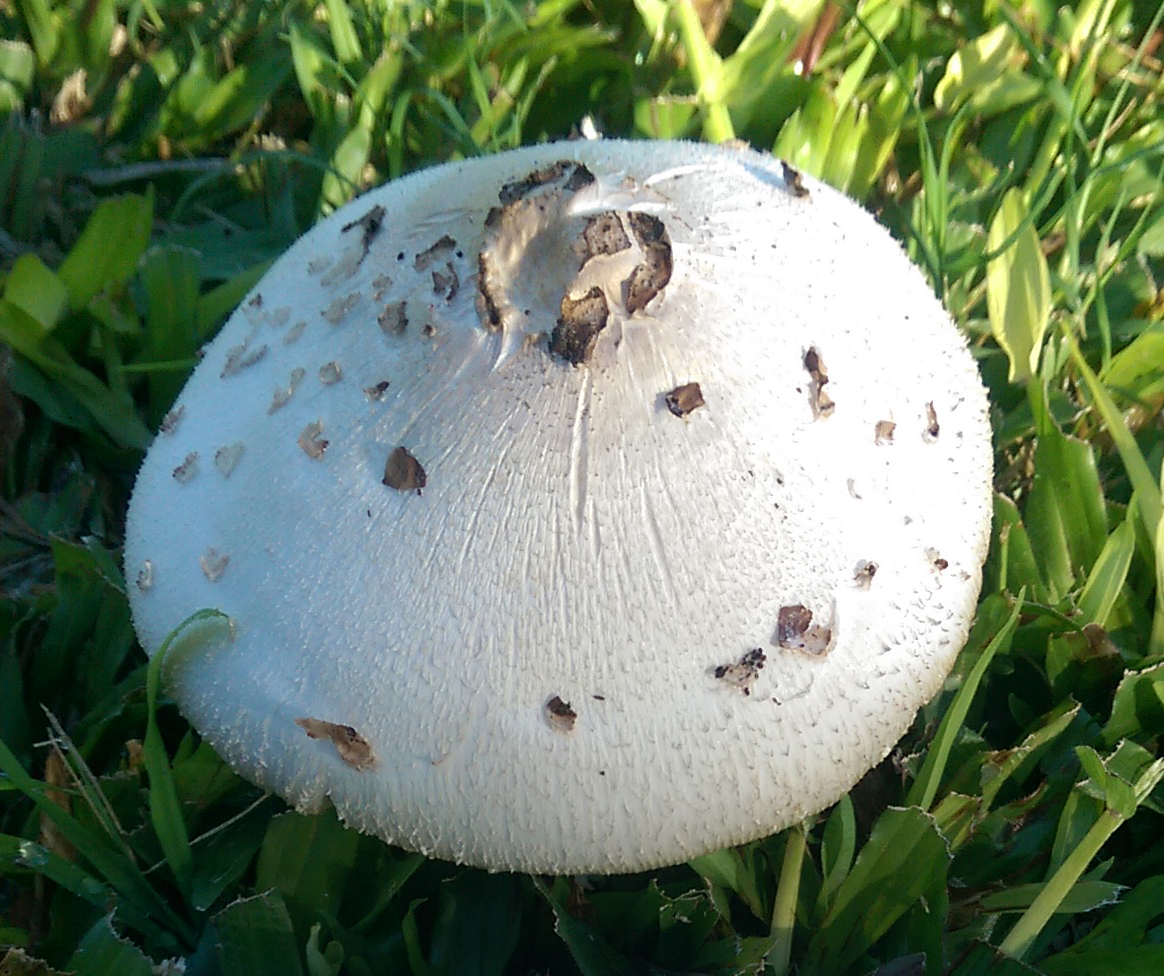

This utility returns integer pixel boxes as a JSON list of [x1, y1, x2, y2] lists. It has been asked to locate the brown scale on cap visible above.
[[160, 405, 184, 435], [215, 443, 245, 477], [874, 420, 896, 444], [269, 367, 306, 414], [221, 341, 268, 378], [714, 648, 766, 696], [298, 421, 328, 460], [923, 402, 940, 442], [545, 695, 578, 732], [296, 717, 377, 770], [378, 300, 408, 336], [200, 547, 229, 583], [172, 452, 199, 483], [665, 382, 705, 417], [803, 347, 834, 418], [383, 446, 426, 494], [776, 605, 833, 656]]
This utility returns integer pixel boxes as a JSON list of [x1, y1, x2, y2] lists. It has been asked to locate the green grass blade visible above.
[[907, 592, 1024, 811]]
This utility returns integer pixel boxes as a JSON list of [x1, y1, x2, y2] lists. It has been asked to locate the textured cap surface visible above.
[[125, 140, 993, 874]]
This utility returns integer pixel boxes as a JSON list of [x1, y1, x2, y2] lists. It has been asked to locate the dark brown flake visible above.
[[414, 234, 457, 272], [546, 695, 578, 732], [776, 604, 832, 655], [383, 446, 426, 493], [665, 382, 705, 417], [782, 161, 810, 199], [874, 420, 896, 444], [854, 560, 878, 588], [551, 287, 609, 365], [714, 648, 766, 696]]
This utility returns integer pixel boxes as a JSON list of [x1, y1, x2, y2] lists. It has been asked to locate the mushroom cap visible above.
[[125, 140, 993, 874]]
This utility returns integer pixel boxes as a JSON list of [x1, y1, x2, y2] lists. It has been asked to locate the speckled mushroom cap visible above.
[[125, 140, 993, 874]]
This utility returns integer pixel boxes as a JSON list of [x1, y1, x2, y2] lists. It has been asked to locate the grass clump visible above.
[[2, 0, 1164, 973]]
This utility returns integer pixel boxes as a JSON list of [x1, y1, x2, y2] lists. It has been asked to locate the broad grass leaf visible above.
[[0, 40, 35, 111], [1077, 518, 1135, 627], [987, 188, 1051, 383], [533, 877, 639, 976], [2, 253, 67, 336], [65, 914, 153, 976], [987, 495, 1046, 601], [0, 834, 109, 906], [1041, 946, 1164, 976], [817, 794, 855, 908], [56, 193, 153, 313], [428, 872, 521, 976], [0, 301, 151, 449], [140, 245, 200, 416], [1024, 392, 1107, 597], [934, 24, 1036, 115], [323, 0, 363, 69], [213, 891, 305, 976], [907, 592, 1023, 811], [803, 808, 950, 976], [979, 879, 1123, 914], [256, 810, 359, 932]]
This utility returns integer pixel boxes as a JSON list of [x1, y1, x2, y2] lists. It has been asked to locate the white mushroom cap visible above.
[[125, 140, 993, 874]]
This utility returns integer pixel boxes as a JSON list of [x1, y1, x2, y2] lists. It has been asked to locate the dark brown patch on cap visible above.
[[624, 213, 674, 314], [854, 560, 878, 588], [923, 402, 940, 442], [665, 382, 705, 417], [551, 287, 609, 365], [364, 380, 390, 400], [927, 548, 949, 571], [296, 717, 376, 771], [804, 346, 834, 418], [782, 162, 810, 199], [432, 262, 460, 301], [383, 446, 426, 494], [583, 213, 631, 257], [476, 252, 503, 329], [499, 161, 594, 205], [414, 234, 457, 271], [546, 695, 577, 732], [341, 204, 386, 266], [714, 648, 766, 696]]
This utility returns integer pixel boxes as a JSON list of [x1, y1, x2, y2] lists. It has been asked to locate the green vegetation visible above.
[[1, 0, 1163, 972]]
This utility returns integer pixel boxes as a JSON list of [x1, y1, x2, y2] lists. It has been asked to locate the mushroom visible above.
[[125, 140, 993, 875]]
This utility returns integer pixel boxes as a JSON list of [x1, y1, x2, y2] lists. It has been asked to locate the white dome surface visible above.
[[125, 140, 992, 874]]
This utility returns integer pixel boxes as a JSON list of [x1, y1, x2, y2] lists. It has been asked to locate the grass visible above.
[[1, 0, 1163, 973]]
